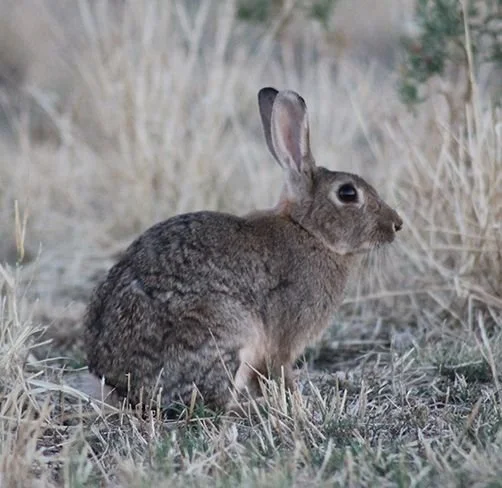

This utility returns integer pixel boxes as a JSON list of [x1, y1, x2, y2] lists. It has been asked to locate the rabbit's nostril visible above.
[[393, 221, 403, 232]]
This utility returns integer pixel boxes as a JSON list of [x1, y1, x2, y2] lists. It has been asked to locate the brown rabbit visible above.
[[84, 88, 402, 413]]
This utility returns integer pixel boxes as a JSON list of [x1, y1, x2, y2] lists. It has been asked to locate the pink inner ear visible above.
[[276, 106, 302, 170], [285, 128, 297, 161]]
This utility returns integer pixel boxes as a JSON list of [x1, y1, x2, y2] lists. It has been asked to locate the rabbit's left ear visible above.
[[270, 90, 315, 177], [258, 87, 280, 163]]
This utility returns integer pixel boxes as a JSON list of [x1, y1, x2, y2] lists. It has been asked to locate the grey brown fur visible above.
[[84, 88, 402, 412]]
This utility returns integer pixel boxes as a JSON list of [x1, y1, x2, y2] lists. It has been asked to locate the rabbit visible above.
[[84, 87, 403, 413]]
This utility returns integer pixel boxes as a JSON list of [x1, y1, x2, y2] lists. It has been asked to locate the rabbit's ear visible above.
[[270, 91, 315, 177], [258, 87, 280, 163]]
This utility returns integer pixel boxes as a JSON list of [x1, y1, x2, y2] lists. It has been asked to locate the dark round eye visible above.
[[337, 183, 358, 203]]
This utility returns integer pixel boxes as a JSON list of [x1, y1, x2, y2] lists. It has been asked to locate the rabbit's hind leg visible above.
[[158, 344, 242, 414]]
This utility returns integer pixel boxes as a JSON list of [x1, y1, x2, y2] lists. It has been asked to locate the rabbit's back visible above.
[[89, 212, 277, 314]]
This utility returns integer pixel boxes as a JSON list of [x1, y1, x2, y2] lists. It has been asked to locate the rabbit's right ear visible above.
[[270, 91, 315, 179]]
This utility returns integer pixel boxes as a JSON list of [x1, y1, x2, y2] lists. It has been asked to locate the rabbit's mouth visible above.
[[356, 241, 376, 253], [351, 240, 383, 255], [321, 237, 384, 256], [327, 227, 398, 256], [326, 241, 374, 256], [353, 227, 399, 254]]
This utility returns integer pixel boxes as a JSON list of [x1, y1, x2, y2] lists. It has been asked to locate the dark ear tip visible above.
[[258, 87, 279, 103], [277, 90, 307, 111]]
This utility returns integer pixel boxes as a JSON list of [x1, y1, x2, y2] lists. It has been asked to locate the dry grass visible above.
[[0, 0, 501, 486]]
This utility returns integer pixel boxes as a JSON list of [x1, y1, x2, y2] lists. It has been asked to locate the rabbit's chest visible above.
[[287, 258, 350, 341]]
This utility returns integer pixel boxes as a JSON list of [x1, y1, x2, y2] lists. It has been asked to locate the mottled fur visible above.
[[84, 88, 402, 412]]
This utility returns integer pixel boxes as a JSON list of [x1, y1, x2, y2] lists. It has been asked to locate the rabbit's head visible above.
[[258, 87, 402, 255]]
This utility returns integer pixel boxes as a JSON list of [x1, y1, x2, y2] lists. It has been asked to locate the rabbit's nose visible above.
[[393, 218, 403, 232]]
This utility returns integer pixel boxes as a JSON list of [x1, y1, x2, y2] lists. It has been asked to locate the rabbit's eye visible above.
[[337, 184, 358, 203]]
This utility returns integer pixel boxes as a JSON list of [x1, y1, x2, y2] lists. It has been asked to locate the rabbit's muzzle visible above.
[[379, 207, 403, 242]]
